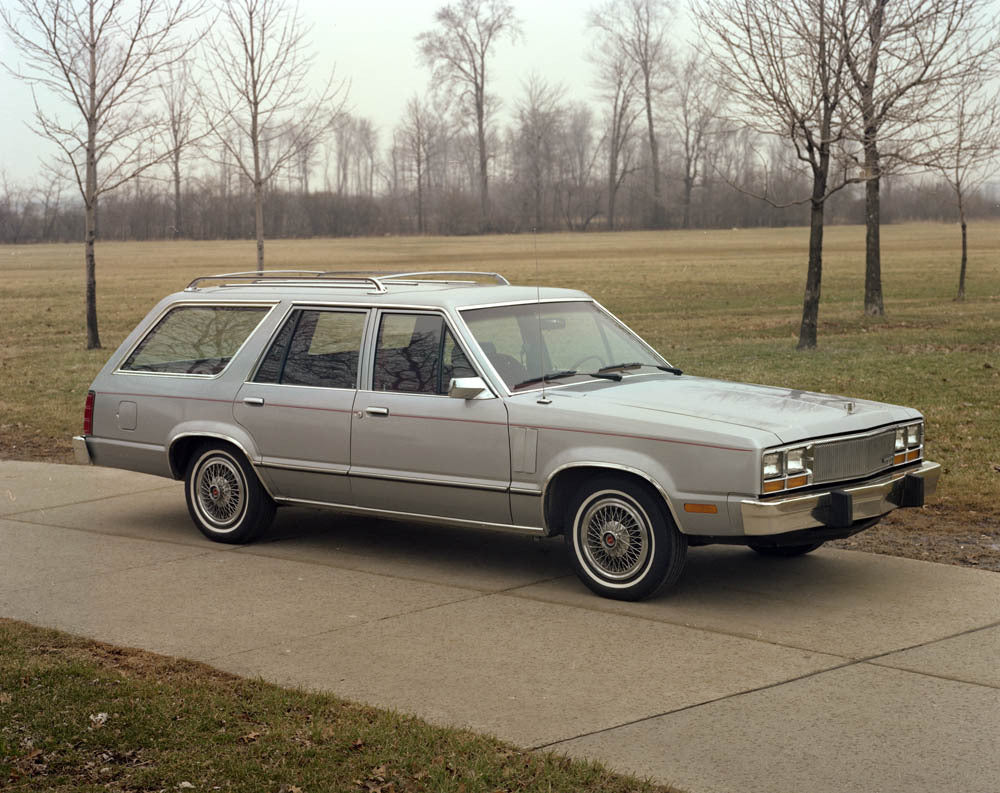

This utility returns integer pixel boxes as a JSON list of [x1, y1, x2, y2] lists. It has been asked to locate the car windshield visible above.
[[461, 301, 665, 391]]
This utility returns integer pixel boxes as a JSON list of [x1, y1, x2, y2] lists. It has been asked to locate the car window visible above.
[[372, 313, 473, 394], [462, 301, 663, 390], [254, 309, 364, 389], [121, 305, 269, 375]]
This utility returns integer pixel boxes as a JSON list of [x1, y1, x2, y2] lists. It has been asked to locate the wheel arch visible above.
[[542, 462, 682, 537], [168, 428, 261, 482]]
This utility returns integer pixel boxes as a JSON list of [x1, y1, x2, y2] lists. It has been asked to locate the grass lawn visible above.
[[0, 619, 676, 792], [1, 222, 998, 520]]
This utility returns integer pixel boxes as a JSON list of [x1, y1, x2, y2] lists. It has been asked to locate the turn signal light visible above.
[[906, 449, 920, 462], [785, 475, 809, 489], [762, 479, 785, 493], [684, 503, 718, 514]]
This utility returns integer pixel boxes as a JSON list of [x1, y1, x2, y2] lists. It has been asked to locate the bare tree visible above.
[[514, 74, 564, 230], [590, 0, 672, 227], [927, 72, 1000, 300], [398, 94, 443, 233], [3, 0, 202, 348], [201, 0, 346, 272], [418, 0, 521, 231], [592, 39, 641, 230], [667, 49, 724, 229], [160, 58, 197, 237], [840, 0, 999, 316], [698, 0, 859, 349]]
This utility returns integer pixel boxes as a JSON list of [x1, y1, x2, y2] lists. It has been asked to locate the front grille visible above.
[[812, 430, 896, 483]]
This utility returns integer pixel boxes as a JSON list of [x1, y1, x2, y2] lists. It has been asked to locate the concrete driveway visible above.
[[2, 460, 998, 793]]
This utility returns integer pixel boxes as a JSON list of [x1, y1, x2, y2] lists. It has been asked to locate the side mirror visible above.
[[448, 376, 489, 399]]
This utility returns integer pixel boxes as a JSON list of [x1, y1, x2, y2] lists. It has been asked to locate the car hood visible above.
[[566, 374, 917, 444]]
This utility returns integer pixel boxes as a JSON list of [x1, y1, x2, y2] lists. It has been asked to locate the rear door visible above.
[[349, 310, 512, 524], [234, 306, 367, 504]]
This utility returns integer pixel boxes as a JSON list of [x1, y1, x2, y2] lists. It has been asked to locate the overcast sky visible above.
[[2, 0, 690, 185]]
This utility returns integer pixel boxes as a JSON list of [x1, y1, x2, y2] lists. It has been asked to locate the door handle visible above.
[[243, 397, 265, 406], [365, 406, 389, 416]]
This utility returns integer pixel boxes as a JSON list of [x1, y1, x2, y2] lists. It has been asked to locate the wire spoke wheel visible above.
[[579, 494, 651, 581], [196, 458, 245, 527]]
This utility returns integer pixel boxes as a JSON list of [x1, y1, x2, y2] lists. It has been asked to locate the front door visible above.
[[234, 307, 367, 504], [350, 310, 512, 524]]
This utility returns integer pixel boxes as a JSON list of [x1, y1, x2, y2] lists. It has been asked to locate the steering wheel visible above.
[[569, 355, 604, 371]]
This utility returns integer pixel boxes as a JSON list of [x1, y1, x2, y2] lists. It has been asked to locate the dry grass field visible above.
[[2, 222, 998, 531]]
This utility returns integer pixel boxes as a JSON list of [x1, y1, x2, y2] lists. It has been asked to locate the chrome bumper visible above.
[[739, 461, 941, 536], [72, 435, 93, 465]]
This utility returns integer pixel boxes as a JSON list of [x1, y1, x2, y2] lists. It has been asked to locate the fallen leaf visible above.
[[350, 738, 365, 751], [178, 784, 195, 790], [238, 731, 261, 744], [89, 712, 108, 729], [0, 692, 12, 703]]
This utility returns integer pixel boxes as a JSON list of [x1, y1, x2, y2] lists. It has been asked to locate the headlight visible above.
[[906, 423, 922, 447], [895, 427, 907, 451], [763, 451, 783, 479], [761, 444, 813, 494], [786, 446, 813, 474]]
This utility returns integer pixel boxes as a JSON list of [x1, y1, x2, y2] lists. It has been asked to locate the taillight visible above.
[[83, 390, 95, 435]]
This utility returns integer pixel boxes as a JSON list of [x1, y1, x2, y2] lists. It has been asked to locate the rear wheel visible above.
[[185, 444, 275, 544], [564, 475, 687, 601], [749, 541, 824, 557]]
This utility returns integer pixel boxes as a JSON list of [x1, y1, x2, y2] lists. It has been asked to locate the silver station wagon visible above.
[[74, 270, 940, 600]]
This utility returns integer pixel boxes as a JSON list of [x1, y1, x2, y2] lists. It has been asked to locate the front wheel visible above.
[[564, 475, 687, 601], [185, 444, 275, 544]]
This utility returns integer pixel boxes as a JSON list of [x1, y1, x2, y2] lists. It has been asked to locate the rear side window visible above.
[[254, 309, 365, 389], [121, 305, 269, 375]]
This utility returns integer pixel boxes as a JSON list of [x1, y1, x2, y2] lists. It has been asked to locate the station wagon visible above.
[[74, 270, 940, 600]]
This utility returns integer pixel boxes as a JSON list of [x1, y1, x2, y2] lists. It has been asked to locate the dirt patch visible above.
[[829, 506, 1000, 571], [0, 428, 72, 464]]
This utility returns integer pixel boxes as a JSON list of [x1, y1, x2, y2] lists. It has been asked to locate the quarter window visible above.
[[121, 305, 269, 375], [254, 309, 365, 389], [373, 313, 475, 394]]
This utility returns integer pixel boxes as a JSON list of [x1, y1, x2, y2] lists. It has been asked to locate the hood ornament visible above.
[[844, 401, 856, 414]]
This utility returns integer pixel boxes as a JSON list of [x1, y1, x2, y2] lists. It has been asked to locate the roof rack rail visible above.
[[184, 270, 387, 292], [183, 269, 510, 293], [380, 271, 510, 285]]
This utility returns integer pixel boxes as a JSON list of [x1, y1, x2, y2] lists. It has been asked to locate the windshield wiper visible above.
[[598, 361, 684, 377], [513, 370, 578, 389]]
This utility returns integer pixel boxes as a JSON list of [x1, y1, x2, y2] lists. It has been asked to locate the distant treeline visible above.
[[2, 174, 996, 244]]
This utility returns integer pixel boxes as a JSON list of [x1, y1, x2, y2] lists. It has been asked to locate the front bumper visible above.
[[739, 460, 941, 536], [72, 435, 93, 465]]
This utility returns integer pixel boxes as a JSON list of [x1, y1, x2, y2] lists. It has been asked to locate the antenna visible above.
[[533, 226, 551, 405]]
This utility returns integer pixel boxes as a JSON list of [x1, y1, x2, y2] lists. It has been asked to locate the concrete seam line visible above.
[[202, 591, 493, 664], [528, 658, 863, 751], [861, 618, 1000, 663], [502, 588, 852, 658], [861, 660, 1000, 692], [1, 516, 243, 553], [2, 484, 180, 519], [531, 619, 1000, 751], [0, 550, 226, 598]]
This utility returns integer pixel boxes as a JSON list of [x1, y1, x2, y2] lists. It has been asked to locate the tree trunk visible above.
[[84, 198, 101, 350], [957, 195, 967, 301], [863, 140, 884, 316], [416, 152, 424, 234], [798, 195, 825, 350], [172, 149, 182, 238], [85, 5, 100, 349], [643, 75, 664, 228], [476, 90, 489, 231], [682, 174, 693, 230]]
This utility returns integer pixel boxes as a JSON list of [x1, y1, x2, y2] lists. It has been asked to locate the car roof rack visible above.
[[183, 269, 509, 292]]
